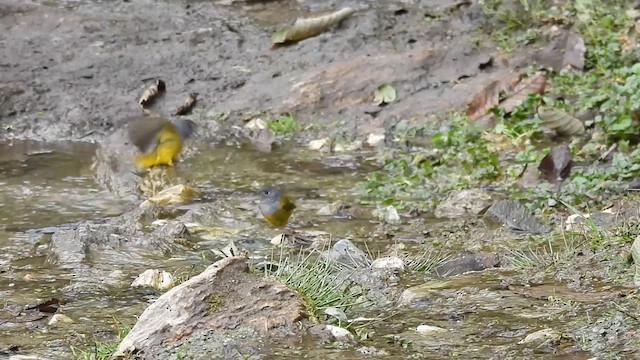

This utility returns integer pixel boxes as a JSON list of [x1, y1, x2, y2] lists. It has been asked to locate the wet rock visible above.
[[49, 219, 178, 265], [140, 184, 200, 208], [373, 205, 400, 224], [321, 239, 371, 267], [325, 325, 354, 341], [47, 314, 73, 326], [483, 199, 551, 234], [371, 256, 406, 273], [115, 257, 308, 359], [518, 328, 561, 345], [398, 284, 439, 307], [131, 269, 174, 290], [308, 138, 331, 151], [434, 252, 500, 276], [434, 189, 493, 219], [244, 118, 276, 153], [152, 220, 191, 240], [416, 324, 447, 334]]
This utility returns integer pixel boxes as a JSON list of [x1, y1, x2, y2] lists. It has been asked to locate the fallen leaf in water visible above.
[[141, 184, 200, 207], [138, 79, 166, 109], [538, 106, 585, 136], [373, 84, 397, 106], [272, 7, 356, 45], [534, 31, 586, 72], [500, 72, 547, 112], [174, 92, 198, 115], [538, 145, 573, 184]]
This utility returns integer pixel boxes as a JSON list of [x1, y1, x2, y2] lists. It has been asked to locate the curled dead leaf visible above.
[[174, 92, 198, 115], [468, 80, 505, 121], [272, 7, 356, 45], [138, 79, 166, 109], [500, 72, 547, 113], [538, 106, 585, 136]]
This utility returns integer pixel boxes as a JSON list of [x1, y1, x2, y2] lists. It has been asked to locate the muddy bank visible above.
[[0, 0, 510, 145]]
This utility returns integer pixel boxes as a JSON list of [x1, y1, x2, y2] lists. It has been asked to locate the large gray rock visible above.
[[115, 257, 308, 359]]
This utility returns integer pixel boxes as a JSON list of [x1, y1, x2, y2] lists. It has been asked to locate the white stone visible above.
[[131, 269, 174, 290], [371, 256, 405, 272], [326, 324, 354, 341], [367, 132, 385, 147], [48, 314, 74, 326], [416, 324, 447, 334]]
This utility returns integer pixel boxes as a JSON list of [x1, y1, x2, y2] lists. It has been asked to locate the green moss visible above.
[[206, 294, 225, 315], [268, 114, 298, 135]]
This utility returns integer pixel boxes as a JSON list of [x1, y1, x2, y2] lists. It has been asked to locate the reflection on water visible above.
[[0, 139, 377, 358], [0, 140, 126, 232]]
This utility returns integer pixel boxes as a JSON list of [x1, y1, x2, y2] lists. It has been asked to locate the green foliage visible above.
[[268, 114, 298, 135], [492, 93, 544, 142], [364, 0, 640, 212], [363, 113, 502, 210]]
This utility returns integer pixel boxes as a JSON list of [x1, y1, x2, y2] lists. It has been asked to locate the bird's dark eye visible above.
[[263, 190, 270, 195]]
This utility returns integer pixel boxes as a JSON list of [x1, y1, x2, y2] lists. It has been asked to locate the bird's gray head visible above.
[[258, 185, 282, 214]]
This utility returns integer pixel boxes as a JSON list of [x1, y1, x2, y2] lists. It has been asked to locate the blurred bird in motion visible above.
[[258, 185, 296, 227], [127, 116, 196, 168]]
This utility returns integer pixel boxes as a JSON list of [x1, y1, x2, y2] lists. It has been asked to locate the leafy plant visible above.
[[268, 114, 298, 135]]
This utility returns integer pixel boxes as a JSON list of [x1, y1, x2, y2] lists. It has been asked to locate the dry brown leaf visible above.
[[174, 92, 198, 115], [468, 80, 504, 121], [468, 73, 522, 121], [500, 72, 547, 113], [138, 79, 166, 109], [272, 7, 356, 45]]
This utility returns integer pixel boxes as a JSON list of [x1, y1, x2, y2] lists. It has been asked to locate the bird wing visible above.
[[128, 116, 171, 152], [280, 196, 297, 211]]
